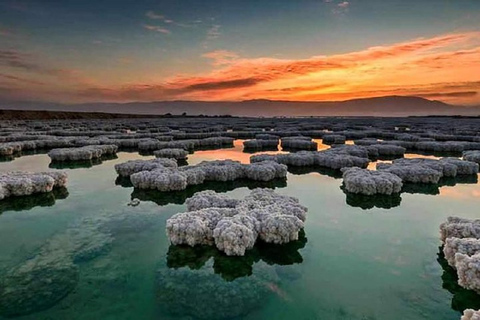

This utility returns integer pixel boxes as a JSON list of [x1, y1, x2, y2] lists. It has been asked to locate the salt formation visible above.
[[464, 151, 480, 164], [243, 139, 279, 150], [322, 134, 346, 144], [462, 309, 480, 320], [114, 158, 177, 177], [443, 237, 480, 267], [251, 149, 370, 170], [377, 158, 479, 184], [440, 217, 480, 243], [48, 145, 118, 161], [341, 168, 403, 195], [280, 136, 317, 150], [455, 253, 480, 293], [117, 159, 287, 192], [0, 171, 68, 200], [154, 148, 188, 160], [166, 189, 307, 256]]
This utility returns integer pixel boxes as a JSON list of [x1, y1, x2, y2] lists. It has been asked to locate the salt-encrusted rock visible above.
[[213, 214, 258, 256], [280, 137, 317, 150], [462, 309, 480, 320], [114, 158, 177, 177], [0, 171, 68, 200], [444, 237, 480, 267], [414, 141, 466, 153], [186, 190, 240, 211], [243, 139, 279, 150], [455, 253, 480, 293], [368, 144, 406, 157], [48, 145, 118, 161], [243, 161, 287, 181], [322, 134, 346, 145], [130, 168, 188, 191], [196, 160, 245, 181], [441, 158, 479, 175], [166, 208, 238, 246], [154, 148, 188, 160], [377, 162, 443, 184], [166, 189, 307, 256], [464, 151, 480, 164], [342, 168, 403, 195], [440, 217, 480, 242], [250, 150, 370, 170]]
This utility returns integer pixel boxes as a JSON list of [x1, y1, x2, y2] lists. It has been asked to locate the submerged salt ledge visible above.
[[116, 159, 287, 191], [48, 145, 118, 161], [0, 171, 68, 200], [167, 189, 307, 256], [341, 168, 403, 195]]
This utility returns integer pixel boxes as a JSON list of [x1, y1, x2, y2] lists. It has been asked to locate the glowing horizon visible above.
[[1, 0, 479, 106]]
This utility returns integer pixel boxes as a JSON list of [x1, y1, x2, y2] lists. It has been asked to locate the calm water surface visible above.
[[0, 140, 479, 320]]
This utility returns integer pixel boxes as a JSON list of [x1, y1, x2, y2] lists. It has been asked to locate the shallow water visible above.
[[0, 140, 479, 319]]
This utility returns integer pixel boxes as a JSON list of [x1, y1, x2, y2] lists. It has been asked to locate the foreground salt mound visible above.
[[48, 145, 118, 161], [464, 151, 480, 164], [377, 158, 479, 184], [341, 168, 403, 195], [444, 237, 480, 267], [322, 134, 346, 145], [116, 159, 287, 191], [166, 189, 307, 256], [0, 171, 68, 200], [462, 309, 480, 320], [153, 148, 188, 160], [250, 149, 370, 170]]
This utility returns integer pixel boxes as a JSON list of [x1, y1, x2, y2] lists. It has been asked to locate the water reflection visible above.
[[116, 179, 287, 206], [166, 230, 307, 282], [437, 247, 480, 313], [0, 187, 69, 214]]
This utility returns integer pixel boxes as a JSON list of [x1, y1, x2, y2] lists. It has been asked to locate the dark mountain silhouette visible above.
[[1, 96, 479, 117]]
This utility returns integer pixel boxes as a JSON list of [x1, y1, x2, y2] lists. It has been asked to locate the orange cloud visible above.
[[1, 32, 480, 105]]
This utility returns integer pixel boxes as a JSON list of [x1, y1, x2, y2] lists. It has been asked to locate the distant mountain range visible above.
[[1, 96, 479, 117]]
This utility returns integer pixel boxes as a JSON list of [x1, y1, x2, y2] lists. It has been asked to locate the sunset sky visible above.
[[1, 0, 479, 105]]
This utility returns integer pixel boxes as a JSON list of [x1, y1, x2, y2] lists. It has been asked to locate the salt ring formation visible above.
[[2, 115, 480, 319]]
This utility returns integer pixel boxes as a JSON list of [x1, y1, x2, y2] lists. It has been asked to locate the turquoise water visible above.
[[0, 140, 479, 319]]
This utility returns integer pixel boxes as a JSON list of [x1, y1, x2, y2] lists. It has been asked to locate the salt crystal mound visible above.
[[243, 139, 279, 149], [255, 133, 280, 140], [440, 217, 480, 243], [462, 309, 480, 320], [0, 171, 68, 200], [444, 237, 480, 267], [280, 136, 317, 150], [377, 158, 479, 184], [455, 253, 480, 293], [464, 151, 480, 164], [166, 188, 307, 256], [114, 158, 178, 177], [48, 144, 118, 161], [186, 190, 240, 211], [322, 134, 346, 144], [250, 149, 370, 170], [414, 141, 468, 153], [138, 137, 234, 151], [341, 167, 403, 195], [153, 148, 188, 160]]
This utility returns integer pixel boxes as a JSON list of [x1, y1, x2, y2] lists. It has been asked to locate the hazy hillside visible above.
[[1, 96, 479, 117]]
